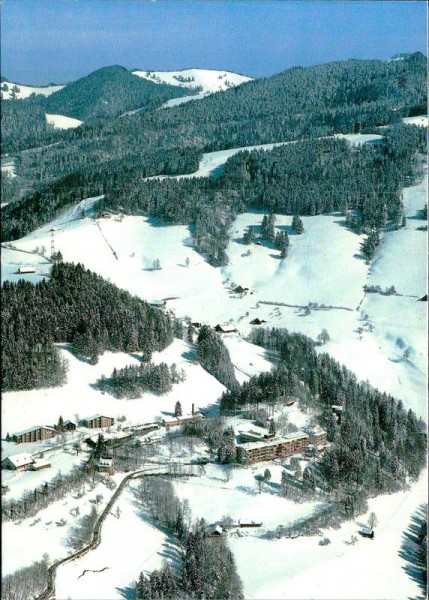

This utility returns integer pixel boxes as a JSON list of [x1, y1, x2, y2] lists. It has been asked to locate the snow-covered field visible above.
[[55, 480, 170, 600], [46, 113, 83, 129], [1, 339, 226, 439], [403, 115, 428, 127], [1, 82, 64, 100], [230, 470, 427, 600], [173, 463, 322, 530], [2, 149, 427, 417], [133, 68, 252, 94], [1, 157, 17, 178], [2, 476, 118, 576]]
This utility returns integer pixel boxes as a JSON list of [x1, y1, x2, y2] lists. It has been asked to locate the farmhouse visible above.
[[2, 453, 34, 471], [12, 425, 57, 444], [215, 323, 238, 333], [249, 317, 266, 325], [17, 266, 36, 274], [84, 414, 115, 428], [237, 431, 310, 464]]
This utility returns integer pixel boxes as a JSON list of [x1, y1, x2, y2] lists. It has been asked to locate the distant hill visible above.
[[133, 68, 252, 95], [41, 65, 191, 121]]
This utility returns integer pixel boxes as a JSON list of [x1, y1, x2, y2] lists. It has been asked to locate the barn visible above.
[[2, 453, 34, 471], [17, 266, 36, 274]]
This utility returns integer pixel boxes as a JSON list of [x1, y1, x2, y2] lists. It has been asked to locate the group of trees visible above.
[[2, 554, 50, 600], [196, 326, 239, 391], [221, 327, 426, 499], [96, 361, 185, 398], [136, 476, 243, 599], [2, 262, 173, 391]]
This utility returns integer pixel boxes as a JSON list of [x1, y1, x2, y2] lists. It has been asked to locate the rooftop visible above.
[[238, 432, 309, 452], [3, 453, 34, 467], [13, 425, 56, 437]]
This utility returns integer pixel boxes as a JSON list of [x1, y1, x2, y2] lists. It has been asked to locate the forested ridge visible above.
[[1, 263, 173, 391], [1, 65, 191, 153], [2, 53, 425, 205]]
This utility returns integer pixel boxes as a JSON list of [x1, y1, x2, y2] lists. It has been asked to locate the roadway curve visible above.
[[37, 463, 198, 600]]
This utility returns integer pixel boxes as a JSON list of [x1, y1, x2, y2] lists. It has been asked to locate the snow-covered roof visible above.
[[238, 425, 270, 440], [13, 425, 56, 437], [304, 425, 326, 436], [98, 458, 114, 467], [2, 453, 34, 467], [32, 459, 51, 469], [84, 414, 113, 421]]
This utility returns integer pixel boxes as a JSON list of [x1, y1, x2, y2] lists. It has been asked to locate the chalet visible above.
[[237, 431, 310, 464], [208, 525, 225, 537], [238, 425, 275, 443], [12, 425, 57, 444], [2, 453, 34, 471], [63, 420, 77, 431], [215, 323, 238, 334], [84, 415, 115, 429], [31, 458, 51, 471], [237, 521, 262, 529], [97, 457, 115, 475], [249, 317, 266, 325], [17, 266, 36, 274], [359, 527, 374, 539]]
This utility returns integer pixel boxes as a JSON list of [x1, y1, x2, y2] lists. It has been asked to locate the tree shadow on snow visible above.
[[398, 503, 427, 597]]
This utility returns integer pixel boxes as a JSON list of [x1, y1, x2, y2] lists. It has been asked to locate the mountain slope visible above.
[[133, 68, 252, 94], [42, 65, 191, 121]]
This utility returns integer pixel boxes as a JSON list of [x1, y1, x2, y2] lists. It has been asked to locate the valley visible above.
[[1, 47, 427, 600]]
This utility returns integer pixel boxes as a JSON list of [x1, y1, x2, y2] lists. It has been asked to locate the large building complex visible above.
[[236, 427, 327, 464]]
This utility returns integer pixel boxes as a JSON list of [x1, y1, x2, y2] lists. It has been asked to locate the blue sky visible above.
[[1, 1, 427, 85]]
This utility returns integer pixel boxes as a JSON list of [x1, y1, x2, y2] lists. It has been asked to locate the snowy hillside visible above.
[[1, 82, 64, 100], [46, 113, 83, 129], [133, 68, 252, 94], [2, 133, 427, 418], [1, 339, 226, 439]]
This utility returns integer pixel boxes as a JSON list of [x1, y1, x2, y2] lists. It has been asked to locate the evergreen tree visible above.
[[174, 401, 183, 417], [292, 214, 304, 234]]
